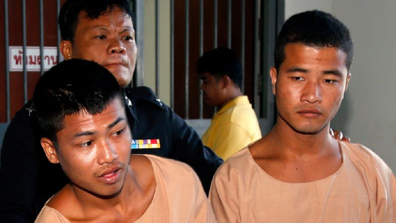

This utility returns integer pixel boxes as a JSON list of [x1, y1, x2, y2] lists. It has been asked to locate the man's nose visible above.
[[109, 39, 126, 54], [97, 140, 118, 165], [301, 81, 322, 103]]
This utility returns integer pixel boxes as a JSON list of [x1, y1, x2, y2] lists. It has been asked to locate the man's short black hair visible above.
[[33, 59, 123, 147], [59, 0, 134, 42], [274, 10, 354, 71], [197, 47, 243, 90]]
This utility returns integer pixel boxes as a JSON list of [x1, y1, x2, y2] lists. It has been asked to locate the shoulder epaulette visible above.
[[125, 86, 166, 109]]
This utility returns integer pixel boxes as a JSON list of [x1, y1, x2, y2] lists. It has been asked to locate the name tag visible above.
[[131, 139, 161, 149]]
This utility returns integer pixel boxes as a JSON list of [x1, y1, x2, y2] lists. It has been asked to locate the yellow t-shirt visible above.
[[202, 95, 261, 160]]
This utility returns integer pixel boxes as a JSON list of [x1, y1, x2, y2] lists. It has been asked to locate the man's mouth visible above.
[[97, 166, 122, 184], [297, 108, 322, 117]]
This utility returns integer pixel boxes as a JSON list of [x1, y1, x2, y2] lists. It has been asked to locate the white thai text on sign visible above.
[[9, 46, 58, 72]]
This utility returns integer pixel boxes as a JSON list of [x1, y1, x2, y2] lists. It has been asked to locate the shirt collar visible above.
[[215, 95, 250, 116]]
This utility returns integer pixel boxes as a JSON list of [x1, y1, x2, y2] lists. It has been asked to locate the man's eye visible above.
[[122, 36, 134, 41], [292, 77, 304, 81], [113, 128, 125, 136], [324, 79, 337, 84], [81, 141, 93, 147], [94, 35, 106, 40]]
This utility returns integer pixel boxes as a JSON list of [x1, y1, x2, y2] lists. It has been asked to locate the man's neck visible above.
[[72, 168, 137, 210], [217, 89, 243, 110], [62, 157, 156, 221], [250, 119, 342, 183], [271, 122, 335, 157]]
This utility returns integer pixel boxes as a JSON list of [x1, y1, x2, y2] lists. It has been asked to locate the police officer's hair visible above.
[[274, 10, 354, 71], [59, 0, 135, 43], [33, 59, 123, 147], [197, 47, 243, 90]]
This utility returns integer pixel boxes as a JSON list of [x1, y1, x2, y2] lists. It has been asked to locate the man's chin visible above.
[[204, 100, 216, 107], [109, 72, 133, 88], [292, 124, 329, 135]]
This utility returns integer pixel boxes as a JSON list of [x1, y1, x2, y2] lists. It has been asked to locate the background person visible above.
[[197, 47, 261, 160]]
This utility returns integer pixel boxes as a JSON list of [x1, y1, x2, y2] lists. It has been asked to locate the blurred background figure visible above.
[[197, 47, 261, 160]]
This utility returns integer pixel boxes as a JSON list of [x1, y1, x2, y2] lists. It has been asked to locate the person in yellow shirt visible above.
[[197, 47, 262, 160]]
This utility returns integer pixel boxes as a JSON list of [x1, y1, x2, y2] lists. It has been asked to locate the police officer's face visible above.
[[61, 7, 137, 88]]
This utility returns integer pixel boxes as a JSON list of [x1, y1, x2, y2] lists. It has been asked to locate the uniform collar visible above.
[[123, 88, 140, 125]]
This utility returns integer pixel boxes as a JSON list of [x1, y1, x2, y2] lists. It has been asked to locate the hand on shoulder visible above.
[[330, 128, 351, 142]]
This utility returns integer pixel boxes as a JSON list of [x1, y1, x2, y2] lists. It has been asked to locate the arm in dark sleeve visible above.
[[0, 104, 40, 222], [166, 106, 223, 194]]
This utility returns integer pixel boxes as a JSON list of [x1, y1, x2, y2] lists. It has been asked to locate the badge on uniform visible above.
[[131, 139, 161, 149]]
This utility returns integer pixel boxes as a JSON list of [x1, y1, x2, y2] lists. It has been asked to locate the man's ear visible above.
[[270, 67, 278, 95], [345, 72, 351, 91], [40, 138, 60, 164], [220, 75, 231, 89], [60, 40, 72, 60]]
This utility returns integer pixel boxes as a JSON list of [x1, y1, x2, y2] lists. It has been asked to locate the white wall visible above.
[[285, 0, 396, 172], [285, 0, 332, 18], [143, 0, 171, 105]]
